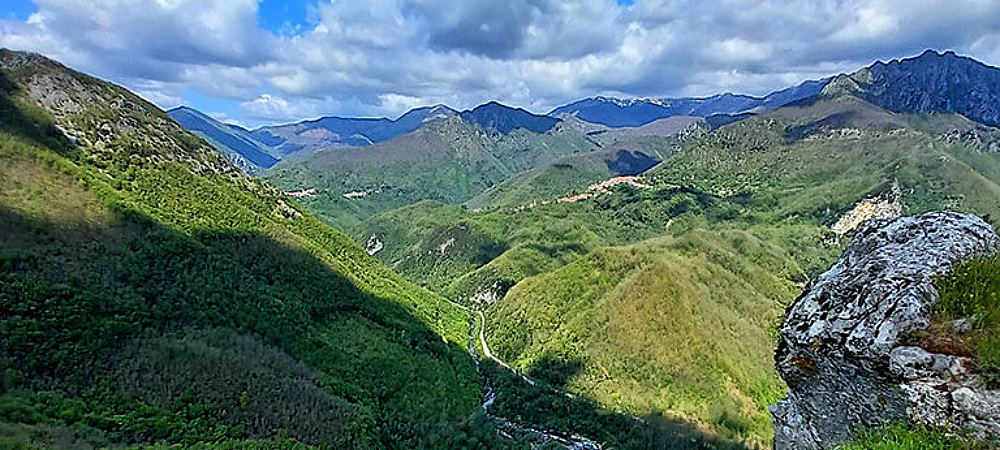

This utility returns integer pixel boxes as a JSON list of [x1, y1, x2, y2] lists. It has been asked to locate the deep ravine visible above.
[[456, 301, 602, 450]]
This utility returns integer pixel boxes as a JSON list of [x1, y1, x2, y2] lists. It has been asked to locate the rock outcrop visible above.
[[772, 212, 1000, 449]]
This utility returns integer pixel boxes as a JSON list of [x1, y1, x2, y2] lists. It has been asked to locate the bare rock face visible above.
[[772, 212, 1000, 449]]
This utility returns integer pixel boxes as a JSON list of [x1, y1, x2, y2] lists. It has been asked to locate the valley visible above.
[[2, 43, 1000, 450], [266, 50, 1000, 448]]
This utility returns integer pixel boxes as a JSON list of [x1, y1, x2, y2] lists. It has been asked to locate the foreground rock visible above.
[[772, 212, 1000, 449]]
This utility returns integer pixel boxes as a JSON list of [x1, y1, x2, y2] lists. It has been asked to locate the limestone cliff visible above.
[[772, 212, 1000, 449]]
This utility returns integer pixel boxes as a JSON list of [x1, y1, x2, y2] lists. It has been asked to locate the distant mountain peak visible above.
[[460, 101, 559, 134], [877, 49, 977, 68], [583, 96, 668, 108], [399, 103, 457, 115], [427, 104, 457, 113], [168, 105, 219, 122], [829, 49, 1000, 127], [915, 48, 959, 59], [551, 80, 828, 128]]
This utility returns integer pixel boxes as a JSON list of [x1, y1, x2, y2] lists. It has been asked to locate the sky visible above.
[[2, 0, 1000, 128]]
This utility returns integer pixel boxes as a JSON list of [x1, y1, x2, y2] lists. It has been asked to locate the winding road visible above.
[[448, 300, 599, 449], [477, 310, 537, 386]]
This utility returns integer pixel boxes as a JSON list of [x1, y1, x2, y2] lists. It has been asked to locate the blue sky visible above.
[[258, 0, 309, 35], [4, 0, 34, 20], [2, 0, 999, 128]]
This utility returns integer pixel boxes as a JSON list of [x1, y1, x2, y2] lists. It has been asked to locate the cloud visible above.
[[706, 38, 772, 64], [411, 0, 547, 58], [241, 94, 311, 122], [2, 0, 1000, 125]]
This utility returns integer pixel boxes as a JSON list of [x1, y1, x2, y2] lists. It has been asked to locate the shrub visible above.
[[838, 423, 986, 450], [931, 254, 1000, 386]]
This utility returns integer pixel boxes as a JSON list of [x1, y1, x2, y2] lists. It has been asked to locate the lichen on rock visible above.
[[772, 212, 1000, 449]]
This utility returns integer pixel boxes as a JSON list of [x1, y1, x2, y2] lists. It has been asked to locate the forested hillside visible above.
[[6, 43, 1000, 450], [359, 78, 1000, 447], [0, 49, 504, 449], [263, 117, 607, 230]]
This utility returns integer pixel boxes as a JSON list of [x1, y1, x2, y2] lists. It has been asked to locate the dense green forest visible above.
[[0, 50, 510, 449]]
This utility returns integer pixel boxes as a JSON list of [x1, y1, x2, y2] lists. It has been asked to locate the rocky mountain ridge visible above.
[[824, 50, 1000, 127]]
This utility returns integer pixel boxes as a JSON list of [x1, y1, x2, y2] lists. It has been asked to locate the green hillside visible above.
[[358, 90, 1000, 447], [464, 118, 702, 211], [262, 117, 608, 231], [485, 95, 1000, 446], [653, 95, 1000, 226], [0, 50, 507, 449], [465, 150, 626, 210], [362, 180, 733, 304], [465, 145, 669, 210], [486, 230, 801, 448]]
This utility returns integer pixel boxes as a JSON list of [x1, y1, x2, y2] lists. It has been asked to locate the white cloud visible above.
[[707, 39, 772, 64], [240, 94, 311, 122], [2, 0, 1000, 124], [831, 4, 899, 42], [378, 93, 429, 116]]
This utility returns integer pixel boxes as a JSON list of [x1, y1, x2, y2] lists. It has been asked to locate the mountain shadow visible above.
[[0, 71, 77, 155], [0, 204, 496, 449], [605, 149, 660, 176], [526, 354, 586, 388], [483, 359, 750, 450]]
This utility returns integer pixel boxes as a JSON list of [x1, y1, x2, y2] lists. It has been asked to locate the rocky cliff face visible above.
[[772, 212, 1000, 449], [1, 49, 240, 177]]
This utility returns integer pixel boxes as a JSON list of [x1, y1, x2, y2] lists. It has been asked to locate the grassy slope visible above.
[[655, 96, 1000, 217], [465, 121, 697, 211], [0, 51, 505, 449], [913, 252, 1000, 382], [837, 424, 989, 450], [486, 231, 800, 448], [364, 181, 731, 302], [465, 150, 622, 210], [361, 93, 1000, 447], [262, 118, 608, 231]]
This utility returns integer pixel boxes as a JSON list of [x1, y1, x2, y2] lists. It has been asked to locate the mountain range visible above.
[[173, 74, 824, 172], [548, 78, 830, 127], [167, 106, 279, 171], [174, 49, 1000, 179], [203, 49, 1000, 234], [249, 104, 459, 157], [826, 49, 1000, 127]]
